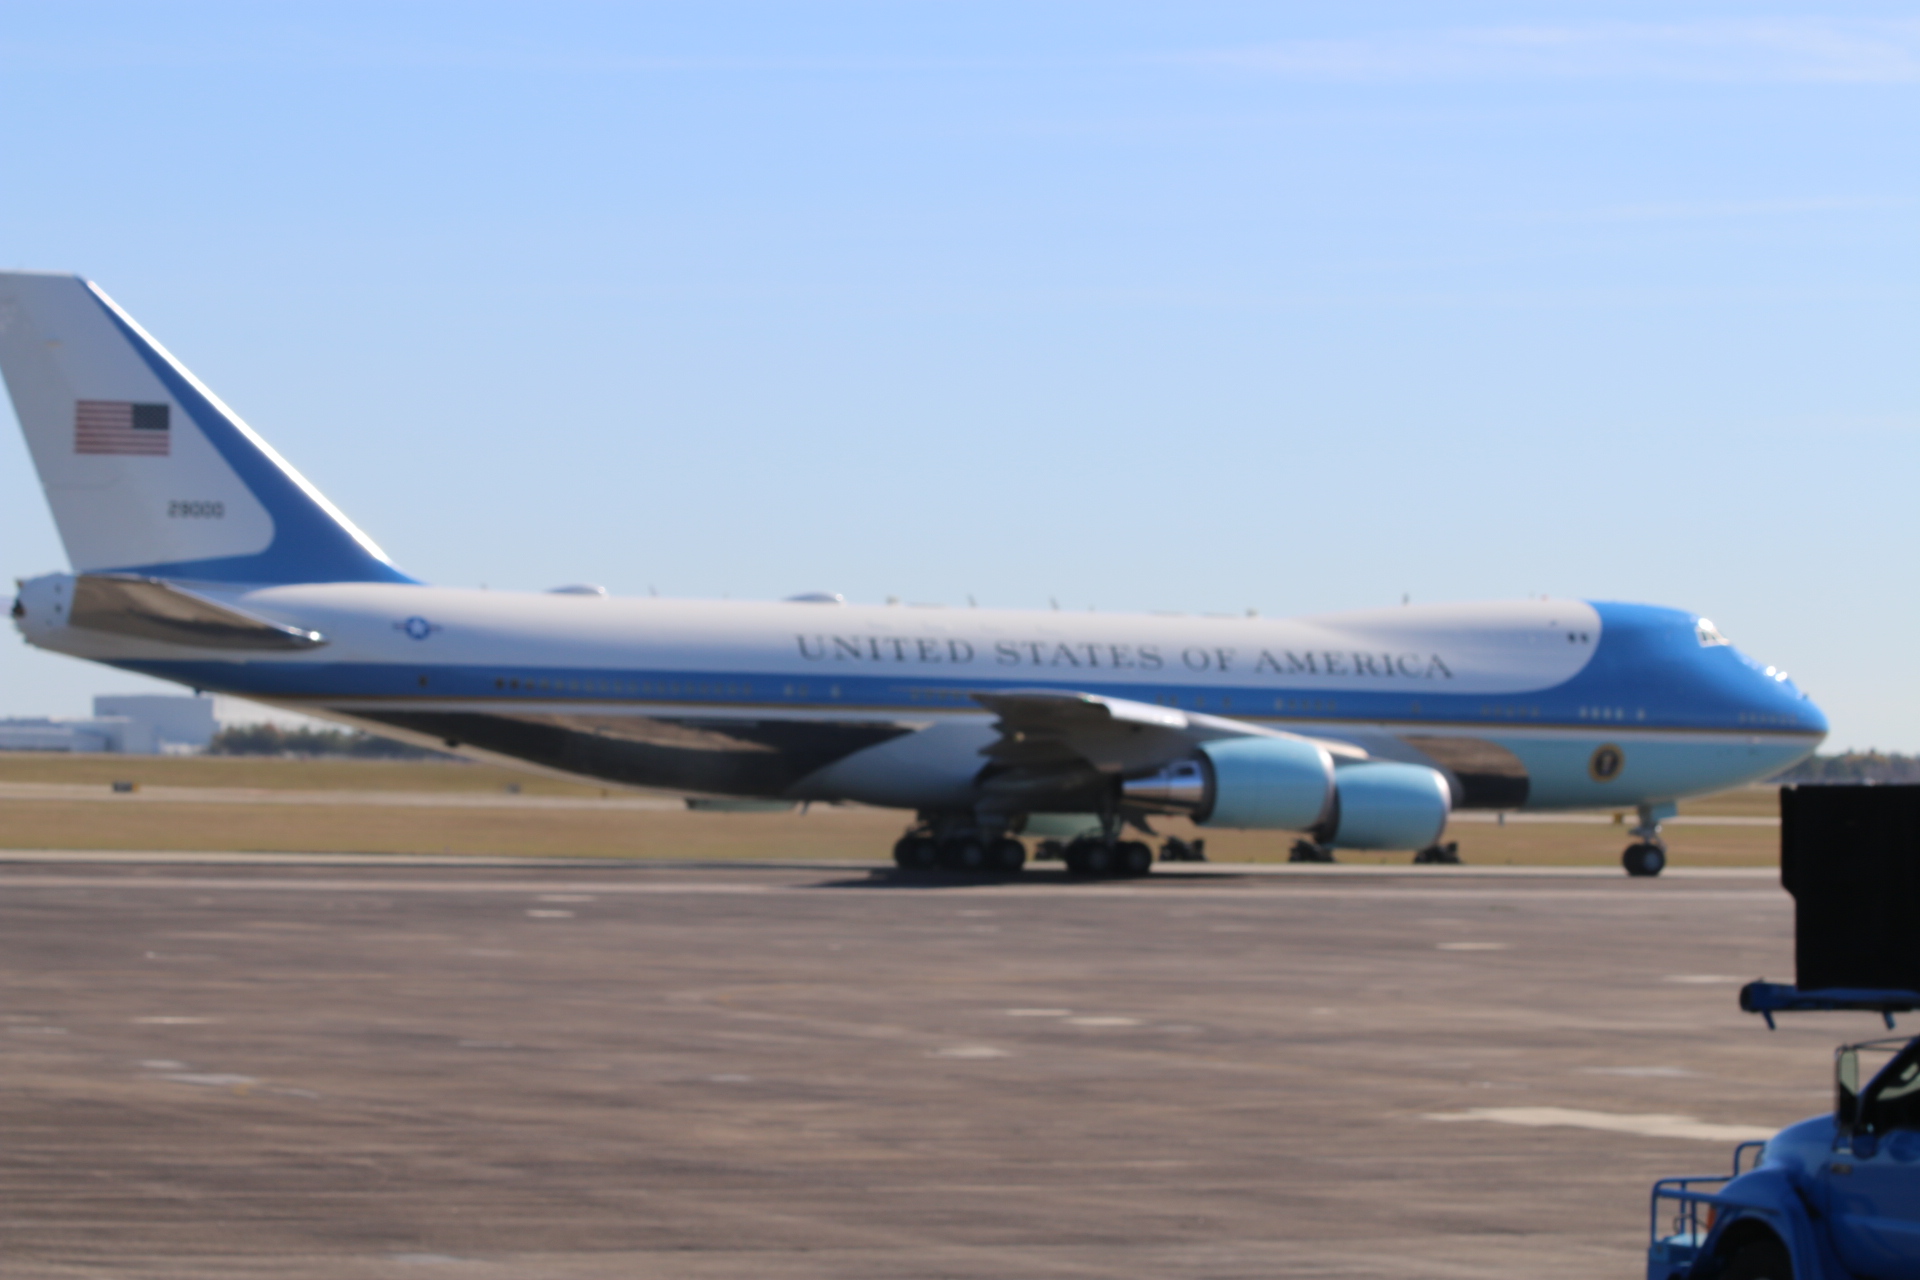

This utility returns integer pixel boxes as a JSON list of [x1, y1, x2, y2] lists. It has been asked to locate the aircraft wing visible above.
[[970, 688, 1365, 776]]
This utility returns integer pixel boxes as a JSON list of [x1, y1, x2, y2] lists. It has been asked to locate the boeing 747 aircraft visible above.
[[0, 272, 1826, 876]]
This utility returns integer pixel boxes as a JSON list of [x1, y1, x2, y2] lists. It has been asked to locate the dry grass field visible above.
[[0, 752, 1780, 866]]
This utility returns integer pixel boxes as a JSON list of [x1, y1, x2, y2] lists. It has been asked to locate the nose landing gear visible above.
[[1622, 841, 1667, 877], [1621, 802, 1676, 877]]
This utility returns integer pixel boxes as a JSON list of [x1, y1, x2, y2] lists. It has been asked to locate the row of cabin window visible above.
[[494, 677, 751, 697]]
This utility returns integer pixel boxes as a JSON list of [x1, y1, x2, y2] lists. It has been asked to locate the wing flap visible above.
[[969, 688, 1364, 776], [971, 689, 1194, 773]]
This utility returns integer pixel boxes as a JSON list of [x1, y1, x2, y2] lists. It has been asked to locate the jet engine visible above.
[[1320, 761, 1451, 851], [1122, 737, 1336, 830], [1122, 740, 1451, 850]]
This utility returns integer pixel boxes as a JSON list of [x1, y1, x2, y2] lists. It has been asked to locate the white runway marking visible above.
[[161, 1073, 259, 1088], [1663, 974, 1745, 984], [134, 1016, 216, 1024], [1426, 1106, 1773, 1143], [1068, 1016, 1141, 1027], [932, 1046, 1009, 1059], [525, 909, 574, 918]]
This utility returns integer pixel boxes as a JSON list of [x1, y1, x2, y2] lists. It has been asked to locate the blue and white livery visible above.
[[0, 271, 1826, 875]]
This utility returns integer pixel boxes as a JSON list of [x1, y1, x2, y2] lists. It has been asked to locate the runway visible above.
[[1, 858, 1841, 1279]]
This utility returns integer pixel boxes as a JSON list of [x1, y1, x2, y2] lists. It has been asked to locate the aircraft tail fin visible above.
[[0, 271, 412, 585]]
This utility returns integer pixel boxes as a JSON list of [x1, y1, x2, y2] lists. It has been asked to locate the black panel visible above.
[[357, 710, 912, 797], [1399, 734, 1531, 809], [1782, 784, 1920, 991]]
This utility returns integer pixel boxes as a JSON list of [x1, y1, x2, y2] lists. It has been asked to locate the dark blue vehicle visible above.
[[1646, 782, 1920, 1277], [1650, 987, 1920, 1280]]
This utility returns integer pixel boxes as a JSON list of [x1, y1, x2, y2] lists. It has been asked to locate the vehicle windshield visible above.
[[1860, 1040, 1920, 1134]]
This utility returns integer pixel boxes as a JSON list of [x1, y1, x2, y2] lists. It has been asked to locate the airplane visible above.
[[0, 270, 1827, 878]]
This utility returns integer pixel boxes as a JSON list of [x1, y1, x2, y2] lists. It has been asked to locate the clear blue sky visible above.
[[2, 3, 1915, 749]]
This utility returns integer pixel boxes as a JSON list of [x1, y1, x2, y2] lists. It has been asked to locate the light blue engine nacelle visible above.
[[1121, 740, 1451, 850], [1322, 762, 1451, 851]]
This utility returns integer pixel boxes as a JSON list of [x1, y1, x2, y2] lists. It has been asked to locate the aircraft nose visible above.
[[1746, 658, 1827, 738], [1796, 689, 1830, 738]]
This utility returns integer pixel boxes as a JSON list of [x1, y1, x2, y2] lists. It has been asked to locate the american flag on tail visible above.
[[75, 400, 170, 456]]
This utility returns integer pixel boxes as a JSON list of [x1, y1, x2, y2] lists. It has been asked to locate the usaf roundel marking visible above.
[[1589, 743, 1624, 782], [399, 616, 438, 641]]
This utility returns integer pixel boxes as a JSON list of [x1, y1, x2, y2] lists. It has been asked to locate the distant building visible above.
[[0, 694, 216, 755], [93, 694, 217, 751]]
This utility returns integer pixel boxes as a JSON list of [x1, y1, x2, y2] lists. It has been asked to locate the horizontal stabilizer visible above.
[[69, 574, 327, 650]]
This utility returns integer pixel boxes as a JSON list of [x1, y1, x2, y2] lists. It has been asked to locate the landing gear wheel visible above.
[[1119, 841, 1154, 876], [944, 838, 988, 872], [1720, 1236, 1792, 1280], [1412, 842, 1462, 865], [989, 837, 1027, 874], [1289, 839, 1336, 864], [1158, 837, 1206, 862], [893, 835, 937, 870], [1622, 842, 1667, 878]]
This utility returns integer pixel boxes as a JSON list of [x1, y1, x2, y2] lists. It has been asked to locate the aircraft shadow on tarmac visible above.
[[808, 867, 1249, 889]]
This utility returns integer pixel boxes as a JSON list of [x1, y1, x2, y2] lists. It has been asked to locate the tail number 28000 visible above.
[[167, 500, 225, 518]]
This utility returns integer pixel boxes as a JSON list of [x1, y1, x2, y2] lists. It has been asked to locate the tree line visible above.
[[207, 723, 452, 759], [1772, 752, 1920, 784]]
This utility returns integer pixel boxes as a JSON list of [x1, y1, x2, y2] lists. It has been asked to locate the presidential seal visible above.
[[1589, 743, 1624, 782]]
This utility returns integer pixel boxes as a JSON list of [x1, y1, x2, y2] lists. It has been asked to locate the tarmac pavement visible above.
[[0, 857, 1848, 1279]]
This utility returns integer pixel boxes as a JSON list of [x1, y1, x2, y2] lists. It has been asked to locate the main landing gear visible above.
[[1622, 802, 1676, 878], [1013, 836, 1158, 877], [892, 827, 1027, 875], [1039, 836, 1199, 874], [895, 818, 1171, 880], [1058, 836, 1154, 877], [1289, 839, 1335, 863], [1293, 840, 1464, 865], [1413, 841, 1463, 865], [1158, 836, 1207, 863]]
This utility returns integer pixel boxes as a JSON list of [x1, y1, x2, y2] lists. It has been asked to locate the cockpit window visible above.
[[1695, 618, 1731, 647]]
